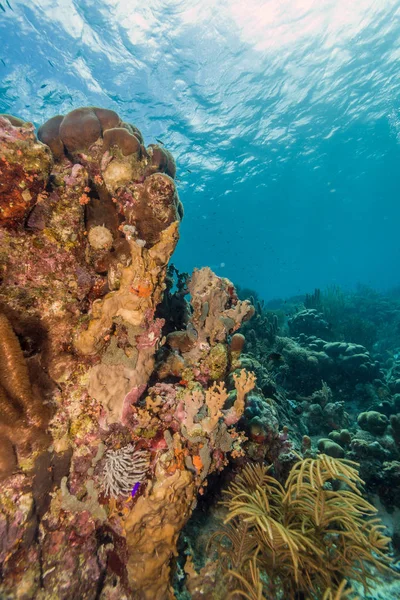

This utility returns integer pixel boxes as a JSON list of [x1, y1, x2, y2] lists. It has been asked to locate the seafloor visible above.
[[0, 108, 399, 600]]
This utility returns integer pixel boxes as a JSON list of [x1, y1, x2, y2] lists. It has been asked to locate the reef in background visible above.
[[177, 285, 400, 599], [0, 109, 255, 599]]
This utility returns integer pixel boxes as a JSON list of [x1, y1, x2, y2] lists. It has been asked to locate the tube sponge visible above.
[[0, 312, 50, 479]]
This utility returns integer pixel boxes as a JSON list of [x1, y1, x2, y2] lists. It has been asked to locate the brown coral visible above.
[[36, 115, 64, 159], [117, 172, 181, 246], [0, 312, 50, 479], [145, 144, 176, 178], [103, 127, 142, 156], [37, 107, 182, 256], [37, 106, 146, 162], [38, 106, 120, 155], [125, 468, 195, 599]]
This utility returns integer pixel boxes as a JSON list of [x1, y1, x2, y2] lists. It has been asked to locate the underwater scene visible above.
[[1, 1, 400, 599]]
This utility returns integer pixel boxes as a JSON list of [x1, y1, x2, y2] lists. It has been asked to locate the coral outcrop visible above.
[[288, 308, 332, 339], [4, 104, 398, 600], [0, 107, 255, 599]]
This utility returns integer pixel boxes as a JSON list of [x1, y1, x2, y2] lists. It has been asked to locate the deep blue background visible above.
[[1, 0, 400, 300]]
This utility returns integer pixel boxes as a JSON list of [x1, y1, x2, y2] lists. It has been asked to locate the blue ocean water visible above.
[[1, 0, 400, 300]]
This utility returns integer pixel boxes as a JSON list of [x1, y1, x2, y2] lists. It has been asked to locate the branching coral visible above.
[[224, 369, 257, 425], [161, 267, 255, 384], [189, 267, 254, 346], [202, 382, 229, 433], [321, 581, 359, 600], [184, 390, 205, 435], [226, 558, 265, 600], [232, 370, 257, 418], [207, 456, 393, 600], [226, 568, 358, 600], [180, 369, 256, 435]]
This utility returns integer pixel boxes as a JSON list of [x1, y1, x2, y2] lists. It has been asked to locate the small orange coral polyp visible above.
[[130, 283, 153, 298], [79, 193, 90, 205], [192, 455, 203, 472]]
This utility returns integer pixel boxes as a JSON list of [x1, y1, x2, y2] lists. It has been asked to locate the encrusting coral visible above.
[[0, 114, 52, 227]]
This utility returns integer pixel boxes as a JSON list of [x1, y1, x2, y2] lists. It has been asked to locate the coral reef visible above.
[[0, 107, 256, 599], [288, 308, 333, 339], [2, 106, 400, 599], [175, 283, 400, 598], [0, 311, 51, 479]]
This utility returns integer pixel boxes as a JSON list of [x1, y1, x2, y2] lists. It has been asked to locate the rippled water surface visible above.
[[2, 0, 400, 298]]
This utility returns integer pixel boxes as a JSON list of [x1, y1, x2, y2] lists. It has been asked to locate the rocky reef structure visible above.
[[223, 286, 400, 572], [0, 114, 53, 227], [0, 109, 255, 599], [288, 308, 333, 339], [171, 285, 400, 600]]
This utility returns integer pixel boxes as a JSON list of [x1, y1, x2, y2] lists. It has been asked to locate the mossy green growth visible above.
[[135, 427, 158, 439], [69, 414, 96, 440], [19, 448, 42, 473], [203, 343, 228, 380], [358, 411, 388, 435]]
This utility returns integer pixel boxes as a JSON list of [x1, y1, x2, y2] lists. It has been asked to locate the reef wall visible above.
[[0, 109, 255, 599]]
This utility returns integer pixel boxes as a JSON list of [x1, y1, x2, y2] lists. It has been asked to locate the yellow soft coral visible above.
[[209, 455, 393, 600]]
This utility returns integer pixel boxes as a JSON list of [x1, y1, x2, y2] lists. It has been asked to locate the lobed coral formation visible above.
[[288, 308, 333, 339]]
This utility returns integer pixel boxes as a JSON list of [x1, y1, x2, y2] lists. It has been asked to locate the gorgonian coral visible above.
[[205, 455, 393, 600]]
